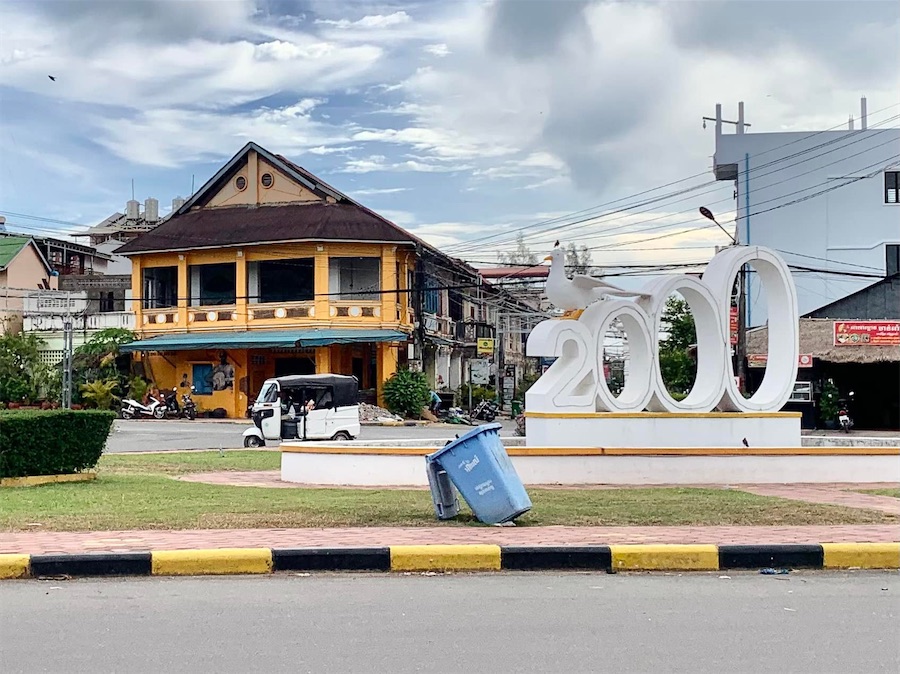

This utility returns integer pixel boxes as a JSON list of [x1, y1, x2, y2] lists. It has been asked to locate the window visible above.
[[328, 257, 380, 300], [190, 262, 236, 306], [887, 244, 900, 277], [886, 171, 899, 204], [423, 276, 439, 314], [143, 266, 178, 309], [235, 176, 247, 191], [192, 364, 213, 395], [248, 258, 314, 304], [256, 381, 278, 403], [261, 173, 274, 188]]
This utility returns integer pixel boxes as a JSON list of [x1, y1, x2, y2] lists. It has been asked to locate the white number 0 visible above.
[[526, 246, 799, 414]]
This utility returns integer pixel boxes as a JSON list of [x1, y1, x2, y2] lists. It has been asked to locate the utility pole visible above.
[[736, 267, 747, 395], [61, 292, 74, 409]]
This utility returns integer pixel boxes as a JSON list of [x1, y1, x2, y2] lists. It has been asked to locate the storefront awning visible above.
[[120, 328, 410, 353]]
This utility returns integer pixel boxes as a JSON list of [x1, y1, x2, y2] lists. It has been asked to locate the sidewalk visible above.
[[3, 524, 898, 555]]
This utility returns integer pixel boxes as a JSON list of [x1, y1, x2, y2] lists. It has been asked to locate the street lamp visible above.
[[699, 207, 736, 244], [700, 208, 746, 393]]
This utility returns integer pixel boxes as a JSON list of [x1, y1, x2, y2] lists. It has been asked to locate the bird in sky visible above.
[[48, 75, 56, 81]]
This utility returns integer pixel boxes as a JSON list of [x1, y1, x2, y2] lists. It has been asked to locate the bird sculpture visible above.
[[544, 241, 651, 318]]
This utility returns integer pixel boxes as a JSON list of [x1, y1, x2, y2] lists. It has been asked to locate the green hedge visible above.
[[0, 410, 115, 478]]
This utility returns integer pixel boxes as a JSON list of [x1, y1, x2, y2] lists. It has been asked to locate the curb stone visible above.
[[1, 543, 897, 579]]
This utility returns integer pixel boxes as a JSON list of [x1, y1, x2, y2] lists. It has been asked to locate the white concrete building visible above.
[[712, 98, 900, 326]]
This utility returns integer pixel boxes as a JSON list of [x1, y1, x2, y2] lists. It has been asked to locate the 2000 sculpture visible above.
[[527, 243, 799, 415]]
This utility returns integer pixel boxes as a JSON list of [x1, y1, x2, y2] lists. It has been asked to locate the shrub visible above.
[[0, 409, 115, 478], [382, 369, 430, 418], [458, 384, 497, 406], [127, 376, 149, 402], [80, 379, 120, 410]]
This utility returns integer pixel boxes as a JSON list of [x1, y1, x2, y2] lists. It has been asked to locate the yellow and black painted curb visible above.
[[1, 543, 897, 579]]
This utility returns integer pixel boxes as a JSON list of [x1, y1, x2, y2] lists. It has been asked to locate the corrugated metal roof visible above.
[[0, 236, 31, 270], [120, 328, 410, 352]]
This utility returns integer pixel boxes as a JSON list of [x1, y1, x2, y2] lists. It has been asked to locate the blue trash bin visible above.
[[426, 423, 532, 524]]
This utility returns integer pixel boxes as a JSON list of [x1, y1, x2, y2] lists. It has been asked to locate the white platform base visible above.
[[280, 446, 898, 487], [525, 412, 801, 448]]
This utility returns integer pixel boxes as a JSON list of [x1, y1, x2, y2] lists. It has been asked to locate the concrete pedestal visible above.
[[524, 412, 801, 448]]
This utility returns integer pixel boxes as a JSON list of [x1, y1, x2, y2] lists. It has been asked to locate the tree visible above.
[[0, 330, 53, 404], [565, 243, 592, 276], [498, 232, 538, 265], [72, 328, 135, 405], [658, 297, 697, 395]]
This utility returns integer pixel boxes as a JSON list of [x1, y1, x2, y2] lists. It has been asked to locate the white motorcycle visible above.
[[121, 396, 165, 420]]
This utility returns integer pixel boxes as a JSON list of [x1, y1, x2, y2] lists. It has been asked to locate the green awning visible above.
[[120, 328, 410, 353]]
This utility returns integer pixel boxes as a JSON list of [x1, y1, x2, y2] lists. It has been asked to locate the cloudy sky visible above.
[[1, 0, 898, 268]]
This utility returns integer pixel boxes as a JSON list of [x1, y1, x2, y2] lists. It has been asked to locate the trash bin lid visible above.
[[427, 422, 502, 462]]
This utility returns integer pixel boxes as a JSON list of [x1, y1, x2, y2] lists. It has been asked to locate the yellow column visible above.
[[376, 342, 398, 406], [315, 346, 331, 374], [314, 248, 329, 322], [235, 251, 247, 327], [177, 255, 189, 327], [381, 246, 397, 324], [131, 256, 143, 329]]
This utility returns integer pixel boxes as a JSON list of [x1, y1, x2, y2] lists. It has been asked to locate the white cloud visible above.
[[96, 99, 349, 167], [340, 154, 473, 174], [423, 43, 450, 57], [377, 209, 417, 226], [351, 187, 411, 196], [307, 145, 361, 155], [317, 11, 412, 30]]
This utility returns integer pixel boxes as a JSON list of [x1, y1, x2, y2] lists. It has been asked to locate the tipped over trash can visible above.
[[426, 423, 531, 524]]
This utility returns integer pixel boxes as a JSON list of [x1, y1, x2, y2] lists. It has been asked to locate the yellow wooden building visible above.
[[117, 142, 418, 418]]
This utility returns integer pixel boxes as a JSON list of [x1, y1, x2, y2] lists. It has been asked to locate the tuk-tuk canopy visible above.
[[272, 374, 359, 408]]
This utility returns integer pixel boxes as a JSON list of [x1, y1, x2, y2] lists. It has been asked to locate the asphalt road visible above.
[[105, 419, 516, 453], [1, 573, 896, 673]]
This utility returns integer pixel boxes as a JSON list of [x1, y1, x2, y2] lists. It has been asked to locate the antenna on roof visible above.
[[131, 179, 135, 201], [191, 174, 195, 194]]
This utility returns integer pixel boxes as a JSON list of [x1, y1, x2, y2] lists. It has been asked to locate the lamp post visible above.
[[700, 207, 746, 394]]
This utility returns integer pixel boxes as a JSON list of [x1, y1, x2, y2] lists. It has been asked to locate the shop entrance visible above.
[[275, 356, 316, 377]]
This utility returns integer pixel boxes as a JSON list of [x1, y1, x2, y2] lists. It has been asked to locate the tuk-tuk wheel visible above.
[[244, 436, 264, 448], [332, 431, 352, 441]]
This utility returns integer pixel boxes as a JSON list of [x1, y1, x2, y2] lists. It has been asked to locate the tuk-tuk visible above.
[[242, 374, 360, 447]]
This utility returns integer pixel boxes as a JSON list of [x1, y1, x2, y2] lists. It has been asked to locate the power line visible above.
[[446, 108, 900, 255]]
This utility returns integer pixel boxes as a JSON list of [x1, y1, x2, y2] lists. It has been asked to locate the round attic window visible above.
[[235, 176, 247, 191], [261, 172, 274, 188]]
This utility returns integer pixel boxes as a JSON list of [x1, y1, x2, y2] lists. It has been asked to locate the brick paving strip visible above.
[[737, 483, 900, 515], [2, 524, 898, 555]]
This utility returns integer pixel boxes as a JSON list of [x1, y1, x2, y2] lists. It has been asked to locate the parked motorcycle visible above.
[[838, 391, 855, 433], [180, 391, 197, 420], [471, 399, 499, 422], [121, 395, 165, 420], [160, 387, 198, 420]]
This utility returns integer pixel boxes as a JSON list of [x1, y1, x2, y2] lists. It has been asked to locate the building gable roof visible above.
[[115, 142, 444, 256], [0, 235, 52, 274]]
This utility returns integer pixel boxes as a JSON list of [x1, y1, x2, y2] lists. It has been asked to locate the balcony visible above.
[[25, 311, 135, 333], [454, 321, 495, 344]]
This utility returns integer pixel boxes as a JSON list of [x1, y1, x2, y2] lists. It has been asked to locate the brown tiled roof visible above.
[[115, 202, 415, 255]]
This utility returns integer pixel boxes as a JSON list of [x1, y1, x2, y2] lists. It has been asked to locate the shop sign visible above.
[[833, 321, 900, 346]]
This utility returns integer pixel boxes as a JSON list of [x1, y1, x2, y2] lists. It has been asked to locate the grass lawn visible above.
[[0, 450, 894, 532], [856, 488, 900, 499]]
